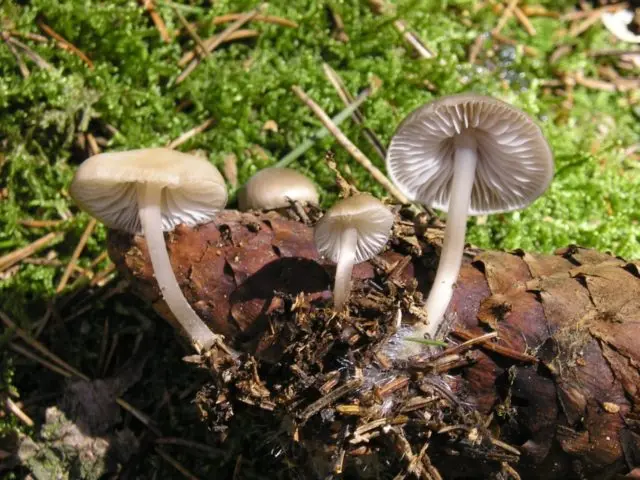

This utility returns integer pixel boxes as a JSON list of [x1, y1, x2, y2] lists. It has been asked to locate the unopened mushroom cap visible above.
[[238, 167, 319, 211], [386, 93, 554, 215], [314, 194, 394, 264], [70, 148, 228, 233]]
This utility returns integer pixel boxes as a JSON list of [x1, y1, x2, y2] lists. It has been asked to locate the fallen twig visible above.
[[56, 218, 97, 293], [156, 437, 224, 458], [9, 342, 73, 378], [177, 29, 259, 66], [37, 19, 94, 69], [4, 396, 34, 427], [393, 20, 435, 59], [4, 35, 53, 70], [175, 5, 264, 85], [210, 13, 298, 29], [291, 86, 409, 204], [450, 328, 537, 363], [156, 446, 201, 480], [491, 31, 539, 57], [0, 310, 89, 379], [166, 118, 215, 149], [275, 89, 371, 168], [322, 63, 386, 160], [513, 6, 536, 36], [140, 0, 171, 43], [0, 232, 63, 273], [173, 6, 208, 58], [2, 33, 30, 77], [492, 0, 519, 35]]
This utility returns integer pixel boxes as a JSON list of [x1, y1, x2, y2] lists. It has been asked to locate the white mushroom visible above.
[[386, 93, 553, 341], [314, 194, 394, 310], [602, 8, 640, 44], [238, 167, 319, 211], [69, 148, 228, 352]]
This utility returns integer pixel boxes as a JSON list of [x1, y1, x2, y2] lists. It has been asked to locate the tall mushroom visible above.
[[386, 93, 553, 341], [237, 167, 319, 211], [314, 194, 394, 310], [69, 148, 228, 352]]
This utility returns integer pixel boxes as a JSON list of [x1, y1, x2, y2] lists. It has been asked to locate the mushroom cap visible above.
[[238, 167, 319, 211], [314, 194, 394, 264], [386, 93, 554, 215], [602, 9, 640, 44], [70, 148, 228, 233]]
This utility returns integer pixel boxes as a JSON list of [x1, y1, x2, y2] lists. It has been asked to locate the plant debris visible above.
[[109, 204, 640, 479]]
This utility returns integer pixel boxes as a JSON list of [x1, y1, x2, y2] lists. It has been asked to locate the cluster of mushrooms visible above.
[[69, 93, 553, 356]]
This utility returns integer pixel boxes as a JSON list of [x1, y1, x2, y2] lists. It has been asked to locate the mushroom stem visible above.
[[333, 226, 358, 310], [137, 184, 219, 352], [415, 134, 478, 340]]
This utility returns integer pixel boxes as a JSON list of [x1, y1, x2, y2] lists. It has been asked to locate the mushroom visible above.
[[69, 148, 228, 352], [386, 93, 553, 341], [314, 194, 394, 310], [602, 8, 640, 44], [238, 167, 319, 211]]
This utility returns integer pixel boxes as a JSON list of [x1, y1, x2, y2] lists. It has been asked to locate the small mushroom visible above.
[[602, 8, 640, 44], [314, 194, 394, 310], [238, 167, 319, 211], [70, 148, 228, 352], [386, 93, 553, 341]]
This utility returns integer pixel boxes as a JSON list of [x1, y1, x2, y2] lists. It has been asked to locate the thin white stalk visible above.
[[333, 227, 358, 310], [414, 134, 478, 340], [137, 184, 218, 352]]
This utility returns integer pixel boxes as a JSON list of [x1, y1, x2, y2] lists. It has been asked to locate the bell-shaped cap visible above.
[[238, 167, 319, 211], [386, 93, 554, 215], [69, 148, 228, 233], [314, 194, 394, 264]]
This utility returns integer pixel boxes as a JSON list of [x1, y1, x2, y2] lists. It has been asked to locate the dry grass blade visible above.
[[37, 19, 94, 69], [4, 396, 35, 427], [0, 232, 63, 273], [140, 0, 171, 43], [291, 86, 410, 204], [174, 6, 208, 58], [0, 310, 90, 380], [2, 33, 30, 78], [56, 218, 97, 293], [175, 5, 264, 85], [322, 63, 387, 160], [155, 446, 201, 480], [166, 118, 215, 149]]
